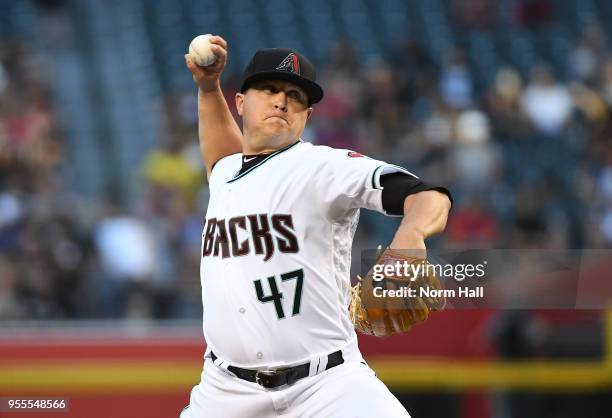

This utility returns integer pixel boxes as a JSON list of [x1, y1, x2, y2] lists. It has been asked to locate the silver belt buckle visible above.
[[255, 370, 278, 387]]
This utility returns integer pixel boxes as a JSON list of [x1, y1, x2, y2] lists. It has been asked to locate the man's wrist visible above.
[[198, 81, 222, 94], [389, 225, 426, 250]]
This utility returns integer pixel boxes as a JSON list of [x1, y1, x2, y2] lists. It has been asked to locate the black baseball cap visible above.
[[240, 48, 324, 105]]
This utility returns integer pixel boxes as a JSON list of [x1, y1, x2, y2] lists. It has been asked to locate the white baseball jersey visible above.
[[200, 140, 414, 368]]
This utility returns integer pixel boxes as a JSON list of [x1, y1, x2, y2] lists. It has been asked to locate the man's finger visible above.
[[210, 35, 227, 50], [210, 44, 226, 58], [185, 54, 202, 73], [185, 54, 196, 70]]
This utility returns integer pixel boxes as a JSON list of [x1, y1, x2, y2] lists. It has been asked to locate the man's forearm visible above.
[[389, 190, 451, 250], [198, 85, 243, 177]]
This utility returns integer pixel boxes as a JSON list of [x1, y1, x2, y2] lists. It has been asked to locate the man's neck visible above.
[[242, 135, 299, 155], [238, 139, 301, 176]]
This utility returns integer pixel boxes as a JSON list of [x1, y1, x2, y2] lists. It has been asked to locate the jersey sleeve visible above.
[[310, 147, 417, 217]]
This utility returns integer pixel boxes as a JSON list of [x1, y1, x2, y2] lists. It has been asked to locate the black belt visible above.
[[210, 351, 344, 389]]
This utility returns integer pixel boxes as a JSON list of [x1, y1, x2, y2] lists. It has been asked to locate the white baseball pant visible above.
[[180, 358, 410, 418]]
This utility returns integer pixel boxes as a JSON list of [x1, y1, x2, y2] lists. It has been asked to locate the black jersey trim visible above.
[[227, 140, 302, 183]]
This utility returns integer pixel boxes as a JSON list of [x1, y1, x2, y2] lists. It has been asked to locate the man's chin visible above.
[[262, 133, 297, 148], [262, 123, 290, 136]]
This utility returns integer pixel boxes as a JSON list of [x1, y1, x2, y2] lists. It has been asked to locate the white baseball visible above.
[[189, 34, 217, 67]]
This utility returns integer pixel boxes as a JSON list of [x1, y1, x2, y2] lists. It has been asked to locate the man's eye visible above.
[[287, 91, 302, 101]]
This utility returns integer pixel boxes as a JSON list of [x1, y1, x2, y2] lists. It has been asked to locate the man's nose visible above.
[[273, 92, 288, 112]]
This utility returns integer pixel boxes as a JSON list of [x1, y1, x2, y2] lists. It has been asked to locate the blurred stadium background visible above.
[[1, 0, 611, 417]]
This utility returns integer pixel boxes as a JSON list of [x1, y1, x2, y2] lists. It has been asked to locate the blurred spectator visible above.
[[423, 111, 454, 148], [486, 67, 531, 139], [94, 196, 156, 318], [95, 204, 155, 282], [439, 49, 473, 109], [416, 107, 454, 187], [569, 25, 607, 84], [520, 64, 573, 136], [0, 191, 23, 244], [142, 132, 203, 208], [568, 82, 608, 125], [450, 109, 500, 189]]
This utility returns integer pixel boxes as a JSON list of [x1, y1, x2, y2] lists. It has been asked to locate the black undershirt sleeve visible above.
[[380, 172, 453, 216]]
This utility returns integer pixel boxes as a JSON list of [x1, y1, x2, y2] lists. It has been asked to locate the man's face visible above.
[[236, 79, 312, 152]]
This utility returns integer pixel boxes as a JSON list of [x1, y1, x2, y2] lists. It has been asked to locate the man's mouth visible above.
[[266, 116, 288, 124]]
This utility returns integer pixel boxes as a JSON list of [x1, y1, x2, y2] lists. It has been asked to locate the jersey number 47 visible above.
[[253, 268, 304, 320]]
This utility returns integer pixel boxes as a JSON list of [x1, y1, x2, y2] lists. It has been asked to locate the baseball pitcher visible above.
[[182, 35, 452, 417]]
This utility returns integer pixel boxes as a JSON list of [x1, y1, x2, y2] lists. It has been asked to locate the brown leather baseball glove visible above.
[[349, 247, 445, 337]]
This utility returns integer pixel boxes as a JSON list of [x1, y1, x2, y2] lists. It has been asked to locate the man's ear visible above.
[[306, 107, 313, 120], [235, 93, 244, 116]]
